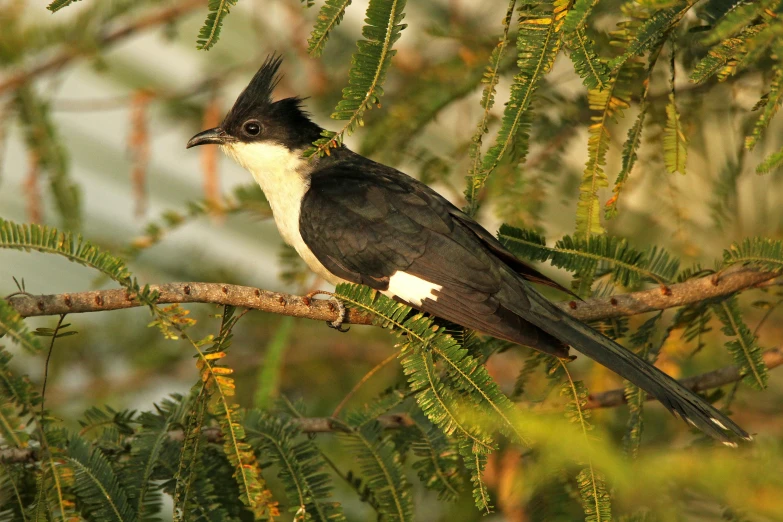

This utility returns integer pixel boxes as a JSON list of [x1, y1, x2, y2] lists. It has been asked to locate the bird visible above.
[[187, 55, 750, 446]]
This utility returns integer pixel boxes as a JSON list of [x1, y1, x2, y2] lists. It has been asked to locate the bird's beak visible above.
[[186, 127, 229, 148]]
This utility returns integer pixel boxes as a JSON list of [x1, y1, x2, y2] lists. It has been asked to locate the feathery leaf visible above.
[[663, 93, 687, 174], [756, 144, 783, 174], [576, 71, 633, 237], [0, 299, 43, 355], [690, 25, 765, 84], [308, 0, 353, 57], [562, 0, 599, 34], [610, 1, 695, 72], [499, 225, 680, 286], [338, 412, 412, 521], [557, 361, 612, 522], [701, 0, 780, 45], [621, 314, 663, 459], [47, 0, 80, 12], [312, 0, 407, 156], [189, 309, 276, 519], [745, 61, 783, 150], [196, 0, 238, 51], [722, 237, 783, 271], [409, 412, 463, 502], [66, 432, 137, 522], [565, 28, 611, 91], [467, 0, 568, 215], [463, 0, 517, 215], [712, 296, 768, 390], [173, 386, 210, 521], [0, 219, 132, 284], [246, 411, 346, 522]]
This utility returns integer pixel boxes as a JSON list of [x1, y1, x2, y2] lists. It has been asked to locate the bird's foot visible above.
[[303, 290, 349, 332]]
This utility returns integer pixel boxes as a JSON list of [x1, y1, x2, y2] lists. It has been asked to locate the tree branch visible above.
[[6, 266, 778, 323], [0, 0, 203, 97]]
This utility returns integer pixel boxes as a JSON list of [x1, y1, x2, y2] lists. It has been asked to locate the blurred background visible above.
[[2, 0, 783, 520]]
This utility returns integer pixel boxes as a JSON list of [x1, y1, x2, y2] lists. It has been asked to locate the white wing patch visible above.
[[382, 271, 442, 306]]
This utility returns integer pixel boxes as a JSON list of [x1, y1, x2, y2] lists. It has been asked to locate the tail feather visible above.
[[520, 288, 751, 445]]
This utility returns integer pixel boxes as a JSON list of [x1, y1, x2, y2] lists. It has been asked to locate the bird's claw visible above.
[[304, 290, 349, 333], [327, 296, 349, 332]]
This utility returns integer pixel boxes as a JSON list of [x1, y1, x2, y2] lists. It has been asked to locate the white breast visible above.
[[221, 141, 345, 285]]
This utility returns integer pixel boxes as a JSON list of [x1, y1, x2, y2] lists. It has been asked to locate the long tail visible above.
[[519, 287, 751, 445]]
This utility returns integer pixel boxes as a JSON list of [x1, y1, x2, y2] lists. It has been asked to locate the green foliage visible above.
[[190, 307, 275, 519], [463, 0, 518, 216], [338, 411, 413, 521], [0, 219, 131, 284], [246, 411, 346, 521], [565, 28, 611, 91], [308, 0, 353, 57], [311, 0, 408, 155], [409, 412, 463, 501], [334, 283, 535, 511], [127, 400, 187, 520], [362, 54, 502, 165], [196, 0, 238, 51], [722, 237, 783, 271], [172, 387, 211, 520], [575, 61, 637, 237], [66, 432, 137, 522], [712, 296, 769, 390], [562, 0, 599, 34], [498, 225, 680, 287], [465, 0, 567, 216], [0, 337, 40, 448], [555, 360, 612, 522], [756, 144, 783, 174], [610, 1, 694, 72], [745, 62, 783, 151], [622, 313, 664, 459], [664, 93, 687, 174], [46, 0, 80, 12], [690, 25, 765, 84], [0, 299, 44, 355]]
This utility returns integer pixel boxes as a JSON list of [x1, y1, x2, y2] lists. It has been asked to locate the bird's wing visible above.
[[299, 162, 569, 357]]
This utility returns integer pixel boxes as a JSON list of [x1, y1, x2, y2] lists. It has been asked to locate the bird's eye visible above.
[[243, 121, 262, 136]]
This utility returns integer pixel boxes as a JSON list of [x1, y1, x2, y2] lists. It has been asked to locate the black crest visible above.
[[228, 54, 282, 117]]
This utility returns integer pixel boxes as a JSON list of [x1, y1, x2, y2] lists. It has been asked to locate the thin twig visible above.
[[0, 0, 203, 97], [332, 351, 400, 418], [40, 314, 67, 423]]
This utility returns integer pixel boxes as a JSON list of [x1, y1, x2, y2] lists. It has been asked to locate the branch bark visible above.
[[6, 265, 778, 323], [0, 0, 203, 97]]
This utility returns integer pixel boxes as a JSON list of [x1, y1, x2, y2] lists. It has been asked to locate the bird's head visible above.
[[186, 55, 322, 175]]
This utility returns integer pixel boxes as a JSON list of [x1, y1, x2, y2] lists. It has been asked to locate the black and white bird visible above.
[[187, 55, 750, 445]]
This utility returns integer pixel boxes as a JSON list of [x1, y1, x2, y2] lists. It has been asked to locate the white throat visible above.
[[221, 141, 343, 284]]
